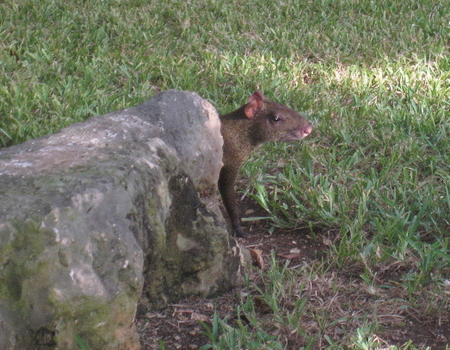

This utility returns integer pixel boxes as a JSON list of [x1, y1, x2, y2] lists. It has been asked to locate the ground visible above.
[[136, 199, 450, 350]]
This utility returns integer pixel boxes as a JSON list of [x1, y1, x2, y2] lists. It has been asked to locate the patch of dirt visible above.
[[137, 293, 239, 350], [137, 198, 450, 350]]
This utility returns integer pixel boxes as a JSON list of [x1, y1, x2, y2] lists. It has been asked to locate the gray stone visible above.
[[0, 90, 244, 350]]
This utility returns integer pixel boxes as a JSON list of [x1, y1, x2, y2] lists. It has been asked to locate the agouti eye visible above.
[[271, 115, 282, 122]]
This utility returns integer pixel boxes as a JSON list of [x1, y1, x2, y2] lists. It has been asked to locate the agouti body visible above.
[[219, 91, 313, 237]]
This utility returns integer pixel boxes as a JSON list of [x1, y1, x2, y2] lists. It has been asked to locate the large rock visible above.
[[0, 90, 244, 350]]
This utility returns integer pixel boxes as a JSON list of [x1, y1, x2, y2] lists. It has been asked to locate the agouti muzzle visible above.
[[219, 90, 313, 237]]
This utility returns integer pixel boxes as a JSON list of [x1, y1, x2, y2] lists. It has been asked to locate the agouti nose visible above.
[[303, 123, 313, 137]]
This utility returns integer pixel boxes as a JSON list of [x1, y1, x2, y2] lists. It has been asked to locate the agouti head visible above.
[[218, 90, 313, 237], [243, 90, 313, 146]]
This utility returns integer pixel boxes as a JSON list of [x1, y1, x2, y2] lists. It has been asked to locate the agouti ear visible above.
[[244, 90, 265, 119]]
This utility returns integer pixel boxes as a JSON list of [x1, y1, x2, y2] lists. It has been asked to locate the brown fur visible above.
[[219, 91, 312, 237]]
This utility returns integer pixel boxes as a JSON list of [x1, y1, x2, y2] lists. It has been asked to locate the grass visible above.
[[1, 0, 450, 348]]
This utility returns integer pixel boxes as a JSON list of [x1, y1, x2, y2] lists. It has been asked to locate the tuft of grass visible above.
[[202, 254, 447, 349], [75, 335, 90, 350], [200, 311, 283, 350]]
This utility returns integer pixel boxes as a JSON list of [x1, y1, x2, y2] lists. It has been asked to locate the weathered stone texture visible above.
[[0, 90, 242, 350]]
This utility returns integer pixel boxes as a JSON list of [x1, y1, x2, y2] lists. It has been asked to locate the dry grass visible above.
[[137, 228, 450, 349]]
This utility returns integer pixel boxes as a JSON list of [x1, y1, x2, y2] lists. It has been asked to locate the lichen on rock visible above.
[[0, 90, 244, 350]]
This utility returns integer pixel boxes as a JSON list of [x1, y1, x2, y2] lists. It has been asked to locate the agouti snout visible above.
[[219, 90, 312, 237]]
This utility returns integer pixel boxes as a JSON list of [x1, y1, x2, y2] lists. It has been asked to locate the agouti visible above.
[[219, 91, 313, 237]]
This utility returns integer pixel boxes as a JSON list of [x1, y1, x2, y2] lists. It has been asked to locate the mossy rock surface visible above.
[[0, 90, 243, 350]]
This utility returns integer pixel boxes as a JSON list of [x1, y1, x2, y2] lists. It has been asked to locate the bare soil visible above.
[[137, 198, 450, 350]]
